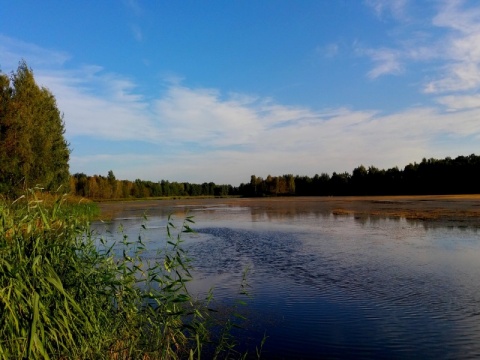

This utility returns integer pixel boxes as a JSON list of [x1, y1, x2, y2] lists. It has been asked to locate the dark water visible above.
[[93, 202, 480, 359]]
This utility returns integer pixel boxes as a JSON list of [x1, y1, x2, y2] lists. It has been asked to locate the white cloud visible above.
[[363, 48, 404, 78], [34, 68, 158, 142], [436, 94, 480, 110], [68, 98, 480, 183], [153, 86, 261, 147], [425, 6, 480, 93], [423, 0, 480, 93], [65, 81, 480, 182], [361, 0, 480, 104], [431, 0, 480, 34], [55, 67, 480, 183]]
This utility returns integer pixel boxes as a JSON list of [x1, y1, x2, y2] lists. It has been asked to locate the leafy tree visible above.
[[352, 165, 368, 195], [107, 170, 116, 184], [285, 174, 295, 195], [0, 61, 70, 195]]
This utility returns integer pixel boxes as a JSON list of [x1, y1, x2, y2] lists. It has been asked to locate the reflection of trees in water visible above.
[[350, 213, 479, 231], [250, 206, 331, 223], [98, 198, 480, 232]]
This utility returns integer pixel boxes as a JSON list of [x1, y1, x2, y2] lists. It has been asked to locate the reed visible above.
[[0, 190, 261, 359]]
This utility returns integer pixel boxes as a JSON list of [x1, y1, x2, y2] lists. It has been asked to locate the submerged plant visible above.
[[0, 190, 263, 359]]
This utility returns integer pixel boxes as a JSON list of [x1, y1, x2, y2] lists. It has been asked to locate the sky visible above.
[[1, 0, 480, 185]]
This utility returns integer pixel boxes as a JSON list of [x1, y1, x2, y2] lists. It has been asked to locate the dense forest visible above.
[[1, 63, 480, 199], [69, 154, 480, 199], [238, 154, 480, 197], [70, 171, 234, 199]]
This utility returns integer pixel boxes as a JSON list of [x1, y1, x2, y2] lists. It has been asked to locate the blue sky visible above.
[[1, 0, 480, 185]]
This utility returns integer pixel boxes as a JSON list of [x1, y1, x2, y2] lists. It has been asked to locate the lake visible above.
[[94, 197, 480, 359]]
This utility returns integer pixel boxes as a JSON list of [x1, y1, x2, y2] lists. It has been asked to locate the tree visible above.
[[107, 170, 116, 184], [352, 165, 368, 195], [0, 61, 70, 195], [250, 175, 257, 196], [285, 174, 295, 195]]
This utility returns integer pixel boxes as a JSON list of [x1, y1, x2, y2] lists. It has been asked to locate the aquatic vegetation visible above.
[[0, 190, 261, 359]]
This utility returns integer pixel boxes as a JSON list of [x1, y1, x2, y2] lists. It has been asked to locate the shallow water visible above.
[[94, 200, 480, 359]]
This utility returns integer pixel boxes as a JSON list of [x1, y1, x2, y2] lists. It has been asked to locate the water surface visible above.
[[94, 199, 480, 359]]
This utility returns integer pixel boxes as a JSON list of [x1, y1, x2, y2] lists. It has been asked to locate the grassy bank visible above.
[[0, 191, 259, 359]]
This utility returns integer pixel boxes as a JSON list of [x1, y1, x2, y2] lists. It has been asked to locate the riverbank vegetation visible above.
[[0, 190, 258, 359]]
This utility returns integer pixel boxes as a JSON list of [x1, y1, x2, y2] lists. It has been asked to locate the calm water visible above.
[[93, 201, 480, 359]]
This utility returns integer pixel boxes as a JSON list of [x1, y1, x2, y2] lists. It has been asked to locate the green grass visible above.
[[0, 190, 263, 359]]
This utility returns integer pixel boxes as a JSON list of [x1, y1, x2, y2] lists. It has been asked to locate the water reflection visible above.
[[94, 199, 480, 359]]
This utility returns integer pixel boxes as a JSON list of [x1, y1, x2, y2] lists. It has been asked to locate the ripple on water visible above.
[[185, 225, 480, 359], [94, 213, 480, 359]]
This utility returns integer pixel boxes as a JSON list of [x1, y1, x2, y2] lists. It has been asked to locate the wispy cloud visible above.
[[124, 0, 143, 17], [364, 0, 409, 20], [436, 94, 480, 110], [424, 1, 480, 94], [321, 43, 339, 58], [123, 0, 144, 42], [362, 47, 404, 79], [0, 35, 70, 71], [130, 24, 143, 42], [362, 0, 480, 100]]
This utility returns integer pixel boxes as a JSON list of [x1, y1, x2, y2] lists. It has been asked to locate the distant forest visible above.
[[240, 154, 480, 197], [70, 171, 234, 199], [70, 154, 480, 199]]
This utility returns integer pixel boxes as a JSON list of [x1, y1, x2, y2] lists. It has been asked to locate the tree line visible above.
[[69, 153, 480, 199], [70, 171, 234, 199], [239, 154, 480, 197]]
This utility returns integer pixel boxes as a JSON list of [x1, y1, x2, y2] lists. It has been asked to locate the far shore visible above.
[[96, 194, 480, 227]]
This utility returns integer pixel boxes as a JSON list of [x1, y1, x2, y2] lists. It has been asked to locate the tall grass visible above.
[[0, 190, 262, 359]]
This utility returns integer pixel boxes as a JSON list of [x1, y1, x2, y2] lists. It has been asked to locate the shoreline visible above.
[[97, 194, 480, 227]]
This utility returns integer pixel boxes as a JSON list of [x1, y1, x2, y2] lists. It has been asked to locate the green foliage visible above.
[[0, 61, 70, 197], [241, 154, 480, 196], [71, 153, 480, 200], [0, 190, 259, 359], [71, 171, 236, 200]]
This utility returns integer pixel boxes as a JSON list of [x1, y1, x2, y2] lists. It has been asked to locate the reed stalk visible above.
[[0, 189, 261, 359]]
